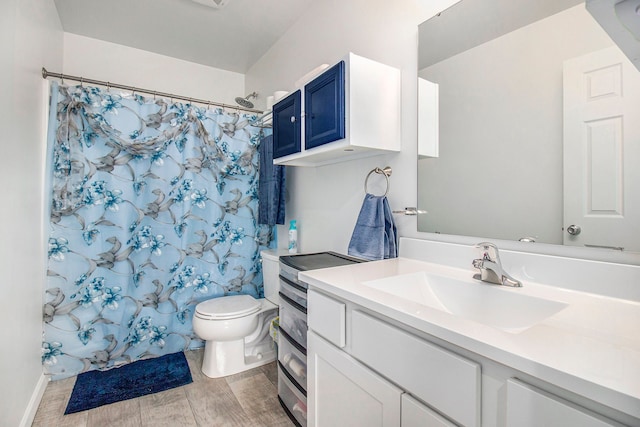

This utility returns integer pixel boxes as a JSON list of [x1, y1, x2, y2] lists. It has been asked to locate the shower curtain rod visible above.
[[41, 67, 263, 114]]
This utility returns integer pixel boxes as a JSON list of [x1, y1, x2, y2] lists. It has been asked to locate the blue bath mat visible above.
[[64, 351, 193, 414]]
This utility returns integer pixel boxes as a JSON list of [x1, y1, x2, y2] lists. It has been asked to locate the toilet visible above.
[[193, 250, 282, 378]]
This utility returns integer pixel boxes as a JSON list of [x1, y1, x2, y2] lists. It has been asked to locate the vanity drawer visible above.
[[280, 275, 308, 308], [278, 362, 308, 427], [506, 379, 621, 427], [308, 290, 346, 348], [278, 328, 307, 390], [279, 292, 308, 348], [351, 310, 481, 427]]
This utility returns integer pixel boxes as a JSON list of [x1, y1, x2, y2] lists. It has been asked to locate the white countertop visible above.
[[299, 257, 640, 419]]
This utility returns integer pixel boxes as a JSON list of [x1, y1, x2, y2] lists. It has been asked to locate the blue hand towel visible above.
[[348, 193, 398, 261], [258, 134, 286, 225], [382, 195, 398, 258]]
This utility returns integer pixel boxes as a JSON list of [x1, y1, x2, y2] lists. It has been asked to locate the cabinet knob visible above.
[[290, 116, 296, 123]]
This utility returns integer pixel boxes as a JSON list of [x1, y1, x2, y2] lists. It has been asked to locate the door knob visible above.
[[566, 224, 581, 235]]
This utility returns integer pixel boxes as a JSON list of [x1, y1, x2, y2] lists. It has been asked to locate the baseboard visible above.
[[19, 373, 48, 427]]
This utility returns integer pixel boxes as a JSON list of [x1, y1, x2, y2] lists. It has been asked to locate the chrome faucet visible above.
[[472, 242, 522, 287]]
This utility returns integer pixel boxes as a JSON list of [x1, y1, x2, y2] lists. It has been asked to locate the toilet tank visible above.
[[261, 249, 285, 303]]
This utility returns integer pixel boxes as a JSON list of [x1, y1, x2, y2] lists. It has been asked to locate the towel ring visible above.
[[364, 166, 392, 197]]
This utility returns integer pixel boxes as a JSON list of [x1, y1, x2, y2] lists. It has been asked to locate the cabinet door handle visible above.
[[290, 116, 296, 123]]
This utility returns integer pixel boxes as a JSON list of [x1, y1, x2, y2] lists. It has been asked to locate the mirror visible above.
[[417, 0, 640, 252]]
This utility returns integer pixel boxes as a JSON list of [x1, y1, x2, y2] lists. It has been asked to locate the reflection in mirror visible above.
[[417, 0, 640, 252]]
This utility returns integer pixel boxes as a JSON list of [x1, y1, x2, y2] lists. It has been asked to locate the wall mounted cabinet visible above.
[[272, 90, 302, 158], [272, 52, 401, 167], [417, 77, 439, 158], [304, 61, 345, 151]]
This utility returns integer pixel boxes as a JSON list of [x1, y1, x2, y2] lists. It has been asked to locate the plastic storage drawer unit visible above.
[[279, 328, 307, 389], [280, 275, 308, 308], [278, 363, 308, 427], [279, 292, 308, 348]]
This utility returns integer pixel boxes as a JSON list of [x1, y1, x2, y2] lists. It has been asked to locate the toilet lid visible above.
[[195, 295, 261, 320]]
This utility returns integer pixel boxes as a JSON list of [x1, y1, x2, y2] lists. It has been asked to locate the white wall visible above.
[[246, 0, 459, 254], [0, 0, 63, 425], [63, 33, 246, 106], [246, 0, 640, 265]]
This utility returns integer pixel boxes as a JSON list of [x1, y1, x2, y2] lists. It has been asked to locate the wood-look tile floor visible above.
[[32, 349, 295, 427]]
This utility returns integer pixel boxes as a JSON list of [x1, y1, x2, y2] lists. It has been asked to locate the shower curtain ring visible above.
[[80, 77, 84, 87], [107, 81, 111, 91]]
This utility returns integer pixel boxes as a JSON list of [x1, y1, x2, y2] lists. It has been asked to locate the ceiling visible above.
[[53, 0, 314, 74]]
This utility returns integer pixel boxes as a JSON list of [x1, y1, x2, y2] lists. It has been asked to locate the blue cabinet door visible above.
[[273, 90, 302, 158], [304, 61, 345, 150]]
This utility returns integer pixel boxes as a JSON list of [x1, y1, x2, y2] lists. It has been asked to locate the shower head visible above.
[[235, 92, 258, 109]]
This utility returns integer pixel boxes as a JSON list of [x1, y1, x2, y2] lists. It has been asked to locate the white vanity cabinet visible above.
[[351, 310, 481, 427], [307, 289, 477, 427], [308, 331, 402, 427], [307, 288, 633, 427], [308, 331, 453, 427]]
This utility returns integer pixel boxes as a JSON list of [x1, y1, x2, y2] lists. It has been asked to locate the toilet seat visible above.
[[195, 295, 262, 320]]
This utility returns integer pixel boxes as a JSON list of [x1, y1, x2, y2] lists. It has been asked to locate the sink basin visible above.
[[364, 272, 568, 333]]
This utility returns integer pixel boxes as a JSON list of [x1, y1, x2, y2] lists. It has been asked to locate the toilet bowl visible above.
[[192, 250, 283, 378]]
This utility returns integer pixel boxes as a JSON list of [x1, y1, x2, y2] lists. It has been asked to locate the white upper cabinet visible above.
[[272, 52, 401, 167]]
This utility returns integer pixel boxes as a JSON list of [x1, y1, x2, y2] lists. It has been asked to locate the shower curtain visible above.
[[43, 82, 274, 379]]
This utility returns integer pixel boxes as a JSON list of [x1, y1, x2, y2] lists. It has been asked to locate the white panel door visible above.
[[401, 394, 456, 427], [563, 46, 640, 251], [307, 331, 402, 427]]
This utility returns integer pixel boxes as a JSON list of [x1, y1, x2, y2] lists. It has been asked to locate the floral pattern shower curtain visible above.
[[43, 83, 273, 380]]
